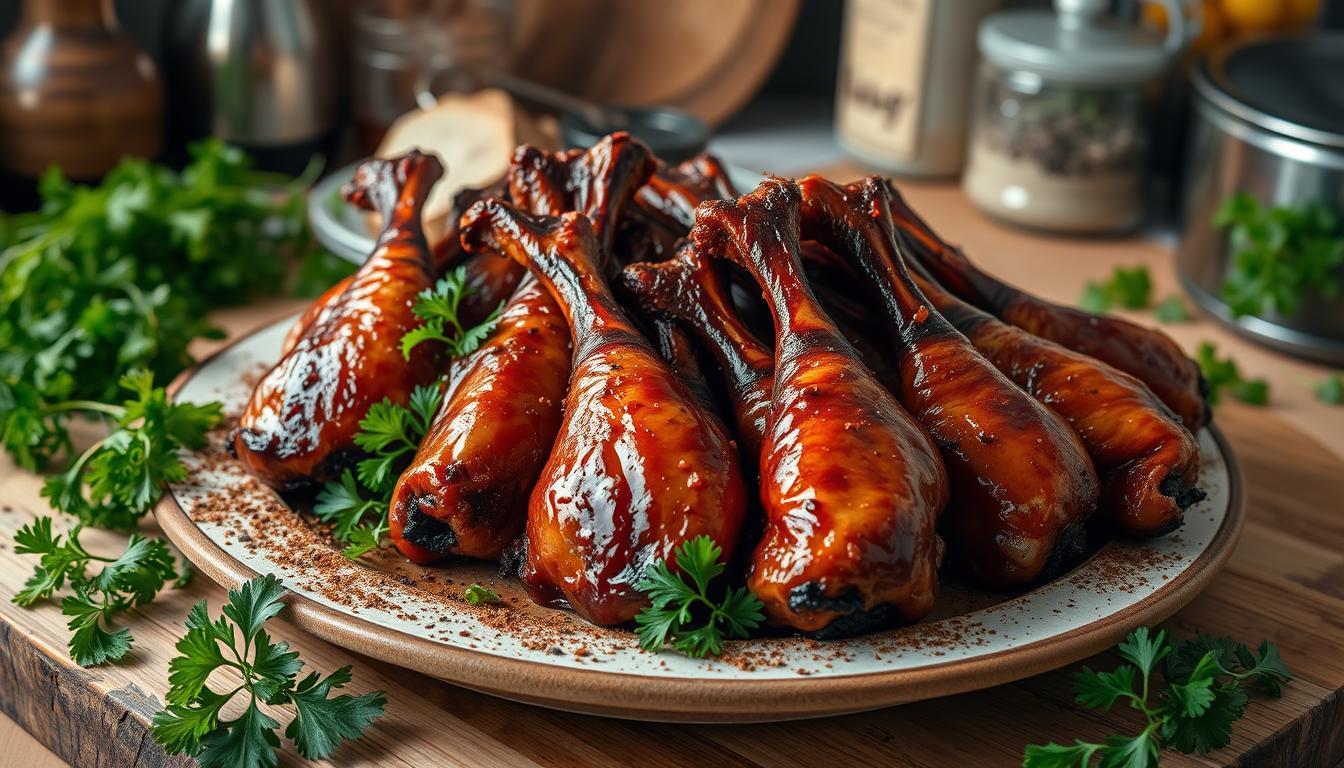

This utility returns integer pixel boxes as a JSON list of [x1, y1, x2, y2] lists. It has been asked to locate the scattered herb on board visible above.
[[400, 266, 504, 360], [3, 370, 223, 530], [314, 384, 444, 558], [634, 536, 765, 658], [1195, 342, 1269, 406], [465, 584, 501, 605], [1214, 192, 1344, 319], [11, 517, 179, 666], [1079, 265, 1152, 313], [1153, 296, 1191, 323], [1023, 627, 1291, 767], [151, 574, 385, 767], [1314, 374, 1344, 406]]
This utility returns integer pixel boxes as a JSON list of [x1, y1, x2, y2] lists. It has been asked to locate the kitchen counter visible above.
[[3, 173, 1343, 767]]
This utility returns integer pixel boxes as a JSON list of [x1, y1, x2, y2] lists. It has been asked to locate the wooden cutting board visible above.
[[3, 179, 1344, 767]]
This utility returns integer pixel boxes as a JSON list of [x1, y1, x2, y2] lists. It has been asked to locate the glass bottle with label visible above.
[[835, 0, 1002, 177]]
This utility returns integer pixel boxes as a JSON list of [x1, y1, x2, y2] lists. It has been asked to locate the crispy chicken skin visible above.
[[231, 151, 444, 490], [885, 184, 1209, 431], [798, 176, 1100, 587], [693, 179, 948, 636], [388, 133, 655, 563], [461, 201, 749, 625]]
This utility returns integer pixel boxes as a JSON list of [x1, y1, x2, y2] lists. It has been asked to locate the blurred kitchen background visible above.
[[2, 0, 1342, 361]]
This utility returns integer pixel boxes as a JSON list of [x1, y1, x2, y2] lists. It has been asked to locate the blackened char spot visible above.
[[1159, 471, 1207, 513], [1040, 519, 1088, 581], [787, 582, 900, 639], [401, 494, 459, 555], [499, 537, 527, 578]]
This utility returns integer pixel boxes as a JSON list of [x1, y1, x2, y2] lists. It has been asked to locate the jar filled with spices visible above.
[[963, 0, 1185, 233]]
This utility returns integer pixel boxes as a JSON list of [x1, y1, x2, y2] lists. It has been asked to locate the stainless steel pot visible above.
[[1177, 34, 1344, 364]]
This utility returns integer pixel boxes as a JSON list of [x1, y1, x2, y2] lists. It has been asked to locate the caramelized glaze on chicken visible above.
[[389, 133, 654, 563], [798, 176, 1100, 587], [461, 200, 749, 625], [693, 179, 947, 635], [885, 185, 1208, 431], [231, 151, 444, 490]]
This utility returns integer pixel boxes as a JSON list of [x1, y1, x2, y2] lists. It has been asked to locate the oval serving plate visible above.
[[158, 316, 1244, 724]]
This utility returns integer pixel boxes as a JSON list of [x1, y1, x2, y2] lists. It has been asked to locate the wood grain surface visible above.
[[3, 179, 1344, 767]]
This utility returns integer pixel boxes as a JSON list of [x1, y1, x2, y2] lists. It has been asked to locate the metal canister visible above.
[[1176, 34, 1344, 364]]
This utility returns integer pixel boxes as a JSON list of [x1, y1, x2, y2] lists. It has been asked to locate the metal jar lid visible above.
[[1191, 34, 1344, 152], [979, 0, 1173, 85]]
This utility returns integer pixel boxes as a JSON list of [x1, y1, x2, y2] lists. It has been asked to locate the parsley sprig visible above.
[[1195, 342, 1269, 406], [1024, 627, 1291, 767], [634, 536, 764, 658], [151, 574, 385, 767], [400, 266, 502, 360], [26, 370, 223, 530], [1080, 266, 1152, 313], [1314, 374, 1343, 406], [12, 517, 179, 666], [314, 384, 443, 558]]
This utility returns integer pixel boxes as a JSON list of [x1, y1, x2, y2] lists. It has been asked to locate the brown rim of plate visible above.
[[158, 321, 1245, 723]]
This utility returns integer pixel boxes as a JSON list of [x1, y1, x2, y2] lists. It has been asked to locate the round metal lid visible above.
[[1193, 34, 1344, 149], [979, 2, 1170, 85]]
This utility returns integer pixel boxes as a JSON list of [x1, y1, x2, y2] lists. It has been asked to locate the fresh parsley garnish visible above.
[[1215, 192, 1344, 319], [12, 516, 179, 666], [1314, 374, 1343, 406], [464, 583, 501, 604], [313, 384, 443, 558], [1024, 627, 1291, 767], [400, 266, 502, 360], [1154, 296, 1191, 323], [1080, 266, 1152, 313], [151, 574, 385, 767], [20, 370, 223, 530], [1195, 342, 1269, 406], [634, 536, 764, 658]]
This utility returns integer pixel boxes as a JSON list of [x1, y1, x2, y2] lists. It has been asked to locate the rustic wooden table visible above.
[[3, 180, 1344, 767]]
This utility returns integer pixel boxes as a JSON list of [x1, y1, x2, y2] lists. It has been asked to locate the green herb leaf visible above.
[[465, 583, 501, 605], [1079, 266, 1153, 313], [633, 535, 764, 658], [151, 574, 384, 766], [1314, 374, 1344, 405], [401, 268, 503, 359], [1215, 192, 1344, 319], [1154, 296, 1191, 323], [1195, 342, 1270, 407]]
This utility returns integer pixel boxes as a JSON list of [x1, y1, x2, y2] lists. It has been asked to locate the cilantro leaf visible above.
[[1073, 665, 1137, 710], [1314, 374, 1344, 406], [634, 535, 764, 658], [1215, 192, 1344, 319], [1196, 342, 1269, 407], [152, 575, 384, 766], [1154, 296, 1191, 323]]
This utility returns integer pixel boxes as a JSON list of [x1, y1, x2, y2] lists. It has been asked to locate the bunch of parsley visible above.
[[635, 536, 764, 658], [1025, 627, 1291, 766], [0, 140, 338, 470], [1215, 192, 1344, 319], [152, 574, 385, 766]]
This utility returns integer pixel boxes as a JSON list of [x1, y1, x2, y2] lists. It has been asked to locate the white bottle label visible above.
[[835, 0, 933, 163]]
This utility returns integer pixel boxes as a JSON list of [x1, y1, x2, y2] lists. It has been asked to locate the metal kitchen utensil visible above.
[[419, 66, 712, 163], [1177, 34, 1344, 364]]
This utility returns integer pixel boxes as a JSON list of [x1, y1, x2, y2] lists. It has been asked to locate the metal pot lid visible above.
[[979, 0, 1171, 85], [1193, 34, 1344, 150]]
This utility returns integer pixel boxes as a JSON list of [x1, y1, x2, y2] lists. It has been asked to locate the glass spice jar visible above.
[[963, 0, 1186, 234]]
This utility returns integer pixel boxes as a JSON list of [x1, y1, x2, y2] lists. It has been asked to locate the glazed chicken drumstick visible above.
[[885, 186, 1208, 430], [902, 259, 1204, 537], [620, 242, 775, 469], [798, 176, 1100, 587], [461, 200, 749, 626], [389, 133, 655, 563], [231, 151, 444, 490], [693, 179, 947, 635]]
